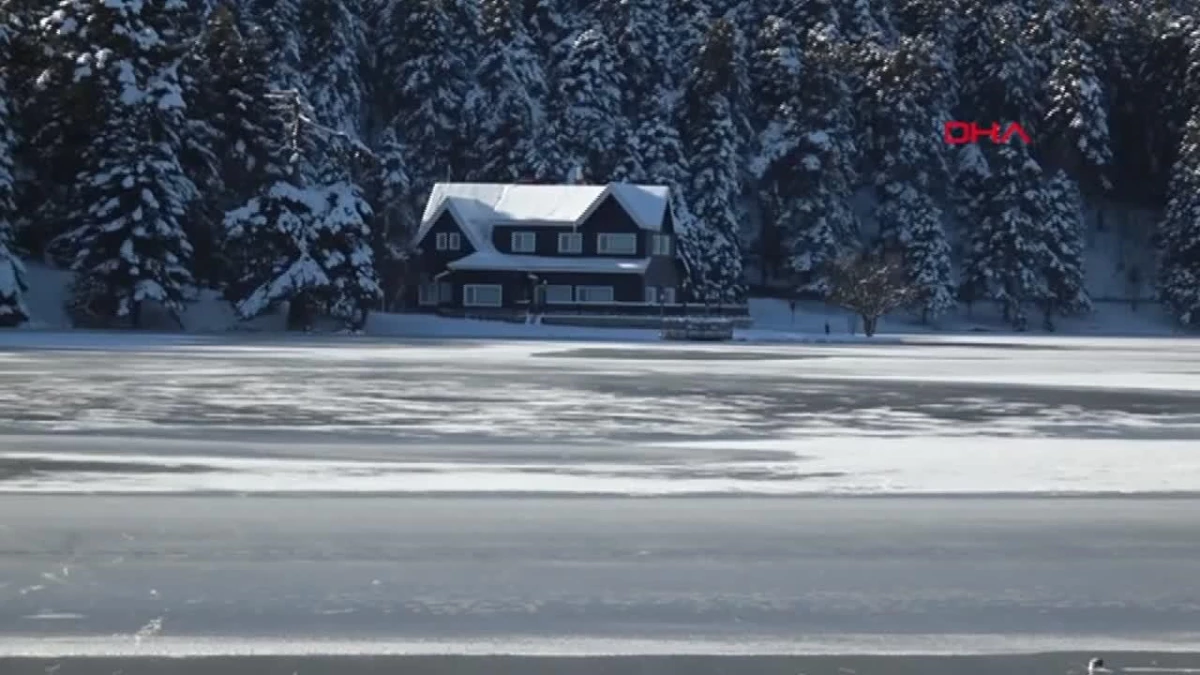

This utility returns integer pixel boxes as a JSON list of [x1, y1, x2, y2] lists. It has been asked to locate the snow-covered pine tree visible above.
[[864, 37, 954, 321], [223, 91, 380, 330], [1156, 100, 1200, 326], [41, 0, 199, 328], [365, 128, 410, 311], [792, 0, 839, 32], [604, 0, 683, 184], [843, 0, 894, 45], [1033, 0, 1112, 192], [963, 140, 1048, 330], [380, 0, 473, 210], [949, 142, 991, 311], [1099, 3, 1189, 204], [557, 27, 625, 181], [523, 0, 574, 81], [243, 0, 305, 91], [0, 0, 28, 326], [183, 5, 282, 287], [954, 1, 1038, 123], [893, 0, 956, 40], [780, 24, 860, 296], [671, 0, 712, 73], [678, 17, 745, 305], [300, 0, 367, 137], [748, 15, 805, 284], [466, 0, 560, 181], [749, 15, 802, 142], [18, 0, 111, 259], [1036, 169, 1090, 330]]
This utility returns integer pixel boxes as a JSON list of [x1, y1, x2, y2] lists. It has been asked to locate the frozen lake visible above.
[[0, 332, 1198, 495], [0, 331, 1198, 661]]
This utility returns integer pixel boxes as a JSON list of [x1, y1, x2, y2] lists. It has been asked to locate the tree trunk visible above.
[[350, 308, 369, 332], [130, 300, 142, 329], [286, 294, 311, 331], [862, 314, 877, 337]]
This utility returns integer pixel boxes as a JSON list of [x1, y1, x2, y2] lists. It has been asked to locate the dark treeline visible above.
[[0, 0, 1197, 330]]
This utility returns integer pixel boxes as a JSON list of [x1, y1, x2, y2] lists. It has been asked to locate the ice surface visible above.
[[0, 333, 1197, 495]]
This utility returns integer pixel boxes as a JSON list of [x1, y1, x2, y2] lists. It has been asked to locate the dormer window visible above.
[[511, 231, 536, 253], [435, 232, 461, 251]]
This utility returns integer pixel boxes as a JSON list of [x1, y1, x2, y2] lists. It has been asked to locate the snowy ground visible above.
[[18, 260, 1188, 342], [0, 331, 1198, 495]]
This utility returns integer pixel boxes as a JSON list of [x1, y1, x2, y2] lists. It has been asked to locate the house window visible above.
[[651, 234, 671, 256], [662, 287, 676, 304], [463, 284, 502, 307], [447, 232, 461, 250], [435, 232, 448, 250], [558, 232, 582, 254], [511, 231, 536, 253], [576, 285, 614, 303], [544, 285, 573, 303], [597, 233, 637, 255], [645, 286, 658, 303], [419, 283, 439, 305], [438, 282, 453, 302]]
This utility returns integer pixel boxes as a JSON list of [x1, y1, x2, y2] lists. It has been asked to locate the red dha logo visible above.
[[943, 121, 1031, 145]]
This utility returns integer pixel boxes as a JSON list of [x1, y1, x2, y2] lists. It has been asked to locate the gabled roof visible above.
[[415, 182, 671, 252]]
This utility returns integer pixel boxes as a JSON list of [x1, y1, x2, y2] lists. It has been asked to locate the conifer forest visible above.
[[1, 0, 1199, 331]]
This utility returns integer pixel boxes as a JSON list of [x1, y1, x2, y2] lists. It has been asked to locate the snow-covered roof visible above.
[[416, 183, 671, 253], [447, 252, 651, 274]]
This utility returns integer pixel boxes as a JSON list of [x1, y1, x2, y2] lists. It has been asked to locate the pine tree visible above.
[[749, 15, 802, 151], [963, 141, 1048, 330], [41, 0, 199, 328], [955, 2, 1038, 123], [865, 37, 954, 320], [301, 0, 367, 136], [466, 0, 560, 181], [557, 27, 625, 180], [524, 0, 573, 79], [622, 0, 685, 184], [381, 0, 473, 211], [223, 91, 380, 330], [1099, 3, 1188, 204], [0, 0, 28, 326], [749, 15, 804, 283], [366, 128, 411, 310], [1036, 169, 1090, 330], [183, 5, 281, 286], [19, 1, 109, 258], [786, 24, 860, 295], [244, 0, 305, 90], [596, 0, 677, 181], [750, 17, 858, 291], [1034, 0, 1112, 191], [671, 0, 712, 73], [679, 17, 745, 305], [1157, 108, 1200, 326]]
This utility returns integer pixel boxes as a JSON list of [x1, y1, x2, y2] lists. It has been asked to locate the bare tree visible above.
[[827, 254, 914, 337]]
